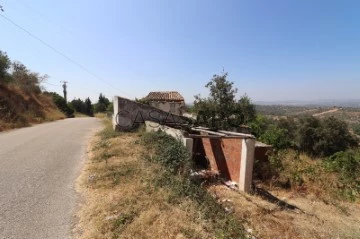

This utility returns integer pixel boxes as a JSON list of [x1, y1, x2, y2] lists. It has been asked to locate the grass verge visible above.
[[74, 119, 245, 239]]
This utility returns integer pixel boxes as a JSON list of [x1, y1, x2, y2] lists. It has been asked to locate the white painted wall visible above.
[[149, 101, 185, 116]]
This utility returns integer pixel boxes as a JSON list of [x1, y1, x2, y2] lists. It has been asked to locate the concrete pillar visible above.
[[183, 138, 194, 154], [113, 96, 119, 130], [239, 138, 256, 192]]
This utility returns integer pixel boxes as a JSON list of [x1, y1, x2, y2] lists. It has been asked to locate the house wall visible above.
[[149, 101, 185, 116]]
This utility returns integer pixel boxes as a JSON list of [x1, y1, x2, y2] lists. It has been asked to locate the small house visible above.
[[145, 91, 185, 116]]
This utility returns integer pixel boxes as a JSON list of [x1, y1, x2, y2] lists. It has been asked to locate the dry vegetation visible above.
[[74, 120, 245, 239], [75, 119, 360, 239], [0, 84, 65, 131], [209, 184, 360, 239], [227, 150, 360, 238]]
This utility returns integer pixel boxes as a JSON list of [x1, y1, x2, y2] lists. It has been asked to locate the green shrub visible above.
[[325, 150, 360, 182], [297, 116, 357, 157], [45, 92, 74, 118], [141, 131, 192, 173], [324, 150, 360, 200], [260, 125, 292, 150], [249, 114, 272, 138], [353, 124, 360, 135], [141, 131, 245, 238]]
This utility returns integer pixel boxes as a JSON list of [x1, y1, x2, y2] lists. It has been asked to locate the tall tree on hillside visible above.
[[0, 51, 11, 83], [193, 72, 256, 130], [11, 61, 47, 93]]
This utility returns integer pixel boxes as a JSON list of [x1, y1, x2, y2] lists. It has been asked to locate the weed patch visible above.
[[140, 131, 245, 239], [75, 120, 246, 238]]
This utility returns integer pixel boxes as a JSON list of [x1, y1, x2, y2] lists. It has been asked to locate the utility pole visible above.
[[60, 81, 68, 102]]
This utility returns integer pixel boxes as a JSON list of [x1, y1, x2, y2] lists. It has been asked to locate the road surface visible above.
[[0, 118, 101, 239]]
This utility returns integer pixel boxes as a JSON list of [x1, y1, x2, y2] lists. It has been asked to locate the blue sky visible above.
[[1, 0, 359, 103]]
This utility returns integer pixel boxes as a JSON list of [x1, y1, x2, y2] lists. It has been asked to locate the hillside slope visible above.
[[0, 84, 65, 131]]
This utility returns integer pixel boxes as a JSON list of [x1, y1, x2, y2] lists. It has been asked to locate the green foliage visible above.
[[325, 150, 360, 182], [324, 150, 360, 200], [260, 125, 292, 150], [252, 115, 357, 155], [98, 121, 122, 140], [106, 102, 113, 113], [94, 93, 110, 113], [298, 116, 357, 157], [248, 114, 271, 137], [135, 97, 150, 105], [11, 61, 46, 93], [194, 72, 256, 130], [141, 131, 192, 173], [45, 92, 74, 117], [141, 131, 245, 238], [234, 94, 257, 124], [0, 54, 46, 93], [0, 50, 11, 83], [352, 123, 360, 135], [70, 97, 94, 117], [84, 97, 94, 117], [70, 98, 83, 112]]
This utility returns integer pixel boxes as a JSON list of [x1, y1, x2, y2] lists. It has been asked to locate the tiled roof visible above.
[[145, 91, 184, 102]]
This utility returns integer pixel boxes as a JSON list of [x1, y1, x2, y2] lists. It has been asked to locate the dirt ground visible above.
[[208, 185, 360, 239]]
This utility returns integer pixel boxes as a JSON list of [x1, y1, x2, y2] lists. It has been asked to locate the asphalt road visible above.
[[0, 118, 102, 239]]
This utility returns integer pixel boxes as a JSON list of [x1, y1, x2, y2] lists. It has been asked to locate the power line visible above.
[[0, 12, 133, 99], [13, 0, 75, 36], [3, 2, 168, 99], [43, 81, 61, 87]]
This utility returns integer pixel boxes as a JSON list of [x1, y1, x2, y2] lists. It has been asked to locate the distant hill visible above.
[[255, 99, 360, 108]]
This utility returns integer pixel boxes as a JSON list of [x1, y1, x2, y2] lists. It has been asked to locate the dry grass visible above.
[[94, 112, 107, 118], [241, 150, 360, 238], [259, 150, 359, 202], [74, 112, 90, 118], [74, 121, 232, 239], [74, 120, 360, 239], [0, 84, 65, 131], [208, 184, 360, 239]]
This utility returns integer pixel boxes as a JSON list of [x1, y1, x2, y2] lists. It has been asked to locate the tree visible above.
[[297, 116, 357, 157], [45, 92, 74, 118], [0, 51, 11, 82], [106, 102, 113, 113], [84, 97, 94, 117], [260, 125, 292, 150], [11, 61, 47, 93], [233, 94, 257, 125], [193, 72, 256, 130], [70, 98, 84, 112], [94, 93, 110, 113]]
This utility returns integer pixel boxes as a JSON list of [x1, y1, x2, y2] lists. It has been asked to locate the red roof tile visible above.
[[145, 91, 184, 102]]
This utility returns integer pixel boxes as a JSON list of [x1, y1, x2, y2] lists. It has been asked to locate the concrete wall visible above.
[[113, 96, 189, 131], [149, 101, 185, 116], [145, 121, 193, 153]]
